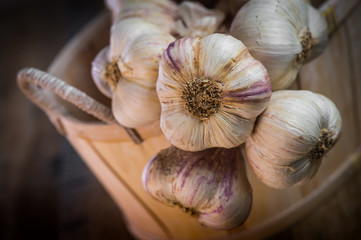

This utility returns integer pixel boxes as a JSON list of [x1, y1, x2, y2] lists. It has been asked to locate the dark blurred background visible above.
[[0, 0, 136, 239], [0, 0, 360, 240]]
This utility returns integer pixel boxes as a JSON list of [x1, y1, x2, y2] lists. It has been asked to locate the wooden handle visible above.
[[17, 67, 143, 144]]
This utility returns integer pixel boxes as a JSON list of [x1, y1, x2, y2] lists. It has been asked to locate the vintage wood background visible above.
[[0, 0, 360, 239]]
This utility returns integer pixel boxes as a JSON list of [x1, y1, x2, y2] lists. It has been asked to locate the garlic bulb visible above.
[[174, 1, 225, 37], [245, 90, 342, 189], [157, 33, 271, 151], [105, 0, 178, 33], [110, 18, 175, 127], [230, 0, 328, 90], [142, 146, 252, 230], [91, 18, 175, 127]]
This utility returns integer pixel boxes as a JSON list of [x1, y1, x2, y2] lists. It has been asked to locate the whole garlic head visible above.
[[230, 0, 328, 90], [142, 146, 252, 230], [157, 33, 272, 152], [91, 18, 175, 127], [245, 90, 342, 189], [110, 18, 175, 127]]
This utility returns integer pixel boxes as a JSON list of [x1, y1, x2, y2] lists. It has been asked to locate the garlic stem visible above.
[[308, 128, 334, 161], [181, 78, 223, 120], [101, 58, 121, 91], [296, 28, 313, 65]]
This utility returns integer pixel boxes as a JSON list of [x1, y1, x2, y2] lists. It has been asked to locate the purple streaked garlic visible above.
[[245, 90, 342, 189], [105, 0, 178, 33], [142, 146, 252, 230], [156, 33, 272, 151], [173, 1, 225, 37]]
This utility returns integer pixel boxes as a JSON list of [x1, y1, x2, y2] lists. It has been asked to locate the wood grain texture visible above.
[[345, 2, 361, 134]]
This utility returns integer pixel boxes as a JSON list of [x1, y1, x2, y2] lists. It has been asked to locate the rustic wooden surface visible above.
[[1, 0, 361, 239]]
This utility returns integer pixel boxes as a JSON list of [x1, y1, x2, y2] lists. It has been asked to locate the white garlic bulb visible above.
[[245, 90, 342, 189], [157, 33, 272, 151], [105, 0, 178, 33], [174, 1, 225, 37], [90, 18, 175, 127], [230, 0, 328, 90], [110, 18, 175, 127], [142, 146, 252, 230]]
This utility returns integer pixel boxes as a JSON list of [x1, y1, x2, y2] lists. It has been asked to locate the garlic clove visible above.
[[157, 34, 271, 151], [245, 90, 342, 189], [110, 18, 175, 88], [142, 146, 252, 230], [230, 0, 328, 90], [91, 46, 114, 98], [112, 79, 161, 128], [174, 1, 225, 37]]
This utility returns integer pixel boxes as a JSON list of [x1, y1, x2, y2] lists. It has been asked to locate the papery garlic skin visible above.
[[110, 18, 175, 88], [142, 146, 252, 230], [91, 46, 113, 98], [106, 0, 178, 33], [230, 0, 328, 90], [174, 1, 225, 37], [245, 90, 342, 189], [157, 34, 271, 151], [109, 18, 175, 127], [112, 80, 161, 128]]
